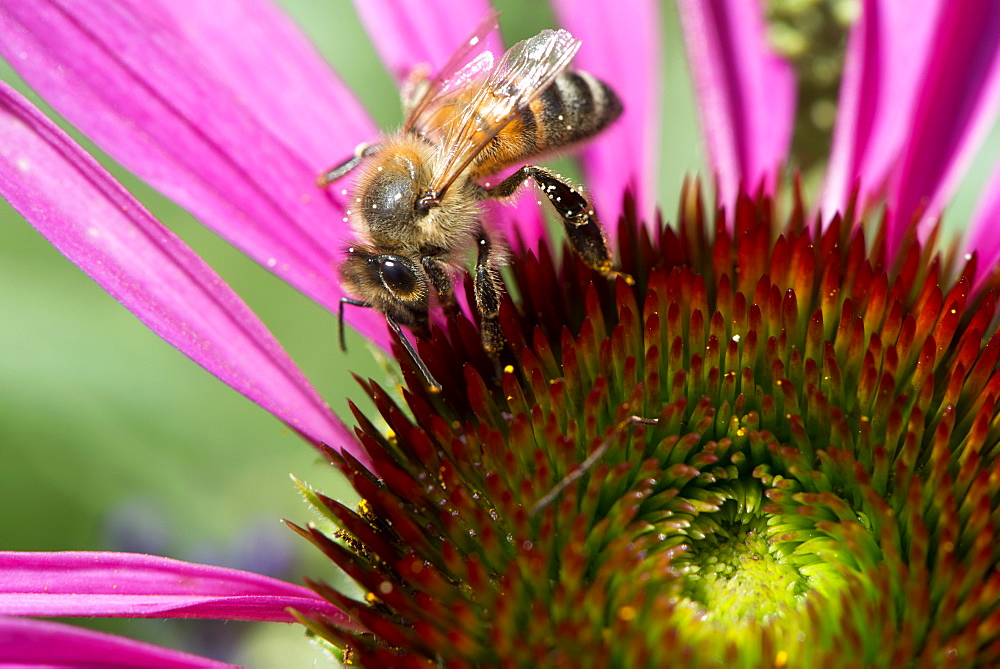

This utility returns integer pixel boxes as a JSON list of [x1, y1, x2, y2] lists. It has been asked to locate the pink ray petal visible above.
[[350, 0, 502, 83], [349, 0, 545, 252], [887, 0, 1000, 251], [0, 83, 366, 464], [551, 0, 662, 230], [967, 160, 1000, 288], [0, 618, 231, 668], [0, 0, 390, 346], [0, 551, 357, 627], [148, 0, 376, 171], [677, 0, 796, 208], [821, 0, 942, 218]]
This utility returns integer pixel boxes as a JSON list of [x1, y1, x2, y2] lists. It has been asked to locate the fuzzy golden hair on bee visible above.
[[322, 16, 625, 385]]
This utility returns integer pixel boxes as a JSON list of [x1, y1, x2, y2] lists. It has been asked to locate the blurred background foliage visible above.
[[0, 0, 996, 665]]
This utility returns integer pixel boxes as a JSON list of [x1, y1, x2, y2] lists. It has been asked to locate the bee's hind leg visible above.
[[485, 166, 627, 281]]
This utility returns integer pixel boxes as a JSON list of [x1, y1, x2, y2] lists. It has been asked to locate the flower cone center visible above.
[[678, 510, 807, 625]]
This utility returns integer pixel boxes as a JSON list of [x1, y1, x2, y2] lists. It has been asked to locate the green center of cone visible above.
[[678, 511, 808, 625]]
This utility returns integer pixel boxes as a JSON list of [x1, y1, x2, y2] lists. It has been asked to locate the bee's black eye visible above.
[[378, 257, 419, 298]]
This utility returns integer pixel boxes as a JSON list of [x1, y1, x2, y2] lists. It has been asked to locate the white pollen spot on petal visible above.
[[355, 197, 362, 203], [348, 247, 355, 253], [266, 257, 277, 268], [965, 253, 973, 260], [470, 36, 479, 45], [732, 334, 741, 342], [340, 189, 348, 195], [372, 203, 377, 208], [377, 166, 383, 171], [394, 192, 402, 200], [557, 114, 564, 120]]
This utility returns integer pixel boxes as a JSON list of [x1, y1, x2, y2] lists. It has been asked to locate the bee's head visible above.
[[339, 245, 429, 329], [354, 141, 436, 234]]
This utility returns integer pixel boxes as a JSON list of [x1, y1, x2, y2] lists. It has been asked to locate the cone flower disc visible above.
[[287, 183, 1000, 666]]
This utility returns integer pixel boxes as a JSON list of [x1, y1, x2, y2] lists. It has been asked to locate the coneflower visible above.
[[2, 0, 1000, 665], [289, 183, 1000, 665]]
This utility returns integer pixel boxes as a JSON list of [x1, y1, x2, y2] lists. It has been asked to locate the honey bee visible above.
[[321, 14, 623, 383]]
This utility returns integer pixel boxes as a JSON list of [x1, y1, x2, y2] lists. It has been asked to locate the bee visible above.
[[321, 14, 623, 383]]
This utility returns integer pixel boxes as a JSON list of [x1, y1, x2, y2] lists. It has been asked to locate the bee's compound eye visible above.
[[379, 257, 419, 298]]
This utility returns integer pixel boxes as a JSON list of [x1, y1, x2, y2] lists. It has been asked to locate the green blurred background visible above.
[[1, 0, 997, 665]]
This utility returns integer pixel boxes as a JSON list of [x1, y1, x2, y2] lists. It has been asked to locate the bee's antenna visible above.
[[385, 316, 442, 393], [339, 297, 373, 352], [339, 299, 441, 392]]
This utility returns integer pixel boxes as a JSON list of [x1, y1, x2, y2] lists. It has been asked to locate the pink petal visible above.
[[551, 0, 662, 229], [887, 0, 1000, 251], [350, 0, 502, 82], [149, 0, 376, 171], [821, 0, 942, 217], [0, 551, 356, 627], [0, 83, 365, 464], [0, 618, 231, 668], [677, 0, 796, 208], [0, 0, 390, 346], [967, 160, 1000, 287], [350, 0, 545, 252]]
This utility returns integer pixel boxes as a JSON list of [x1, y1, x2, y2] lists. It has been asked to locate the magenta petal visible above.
[[551, 0, 662, 229], [0, 0, 389, 346], [350, 0, 502, 82], [148, 0, 376, 171], [0, 83, 365, 463], [677, 0, 796, 208], [887, 0, 1000, 251], [0, 552, 357, 627], [967, 161, 1000, 287], [822, 0, 942, 217], [0, 618, 231, 668]]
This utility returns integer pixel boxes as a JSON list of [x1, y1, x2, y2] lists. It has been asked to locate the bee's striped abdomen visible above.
[[528, 71, 622, 153], [469, 71, 622, 178]]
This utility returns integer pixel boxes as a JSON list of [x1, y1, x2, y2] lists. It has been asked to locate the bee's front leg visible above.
[[473, 228, 504, 355], [485, 166, 614, 276]]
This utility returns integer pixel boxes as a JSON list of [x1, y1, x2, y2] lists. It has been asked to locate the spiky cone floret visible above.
[[287, 182, 1000, 667]]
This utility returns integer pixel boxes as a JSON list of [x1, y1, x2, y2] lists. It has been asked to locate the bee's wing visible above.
[[402, 11, 501, 134], [428, 29, 581, 195]]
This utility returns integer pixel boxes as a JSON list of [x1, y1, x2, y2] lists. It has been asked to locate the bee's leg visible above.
[[485, 166, 614, 276], [317, 142, 381, 187], [473, 228, 505, 355], [421, 255, 459, 317]]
